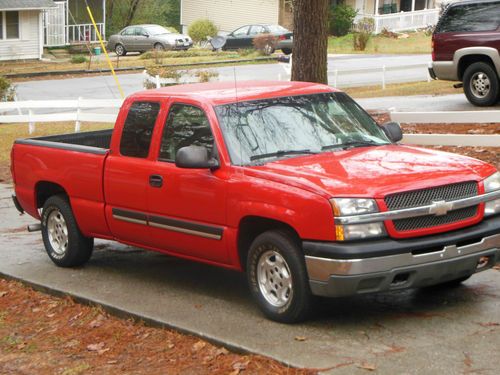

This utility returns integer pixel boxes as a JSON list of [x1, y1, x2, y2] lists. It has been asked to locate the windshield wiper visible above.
[[250, 149, 316, 161], [321, 140, 387, 151]]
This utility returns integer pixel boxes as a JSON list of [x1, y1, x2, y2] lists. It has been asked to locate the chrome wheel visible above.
[[257, 249, 293, 308], [47, 209, 68, 255], [470, 72, 491, 98], [115, 44, 124, 56]]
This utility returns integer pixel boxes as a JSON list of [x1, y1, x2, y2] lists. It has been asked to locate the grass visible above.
[[328, 32, 431, 54], [344, 80, 459, 99], [0, 48, 272, 77]]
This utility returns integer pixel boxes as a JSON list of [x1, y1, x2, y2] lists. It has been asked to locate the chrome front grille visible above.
[[385, 181, 479, 232]]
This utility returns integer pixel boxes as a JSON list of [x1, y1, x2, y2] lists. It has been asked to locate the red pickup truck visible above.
[[11, 81, 500, 323]]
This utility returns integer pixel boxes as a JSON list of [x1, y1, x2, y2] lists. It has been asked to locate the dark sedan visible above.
[[221, 24, 293, 54], [108, 24, 192, 56]]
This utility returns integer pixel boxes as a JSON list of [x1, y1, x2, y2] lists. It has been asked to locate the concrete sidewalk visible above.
[[1, 183, 499, 374]]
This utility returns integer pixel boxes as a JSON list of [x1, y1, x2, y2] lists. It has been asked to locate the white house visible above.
[[180, 0, 293, 34], [0, 0, 56, 61]]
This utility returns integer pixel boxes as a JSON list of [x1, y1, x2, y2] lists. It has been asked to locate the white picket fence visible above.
[[0, 99, 499, 148], [0, 98, 123, 133]]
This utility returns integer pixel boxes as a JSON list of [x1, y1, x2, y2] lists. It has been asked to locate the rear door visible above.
[[104, 100, 164, 245], [146, 101, 228, 263], [120, 27, 137, 51]]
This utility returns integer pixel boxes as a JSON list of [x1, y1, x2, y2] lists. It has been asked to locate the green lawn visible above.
[[344, 80, 459, 99], [328, 32, 431, 54]]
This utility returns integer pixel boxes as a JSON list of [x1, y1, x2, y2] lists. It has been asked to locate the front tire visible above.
[[463, 62, 499, 106], [247, 230, 312, 323], [41, 195, 93, 267], [154, 43, 165, 51], [115, 43, 127, 56]]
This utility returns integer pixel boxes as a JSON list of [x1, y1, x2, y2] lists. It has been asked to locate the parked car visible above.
[[430, 0, 500, 106], [11, 81, 500, 323], [221, 24, 293, 54], [107, 24, 192, 56]]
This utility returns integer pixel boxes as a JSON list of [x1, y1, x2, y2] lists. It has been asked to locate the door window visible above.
[[232, 26, 250, 37], [437, 2, 500, 33], [249, 25, 266, 35], [121, 27, 135, 36], [120, 102, 160, 158], [159, 104, 214, 162]]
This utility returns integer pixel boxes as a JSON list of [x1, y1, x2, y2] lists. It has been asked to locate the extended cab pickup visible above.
[[11, 81, 500, 323]]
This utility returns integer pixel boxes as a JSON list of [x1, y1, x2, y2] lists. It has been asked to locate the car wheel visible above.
[[41, 195, 94, 267], [115, 43, 127, 56], [154, 43, 165, 52], [281, 48, 292, 55], [263, 43, 275, 56], [247, 230, 312, 323], [463, 62, 499, 106]]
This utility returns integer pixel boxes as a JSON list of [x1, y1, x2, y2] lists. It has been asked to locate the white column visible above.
[[103, 0, 106, 39], [375, 0, 380, 15], [411, 0, 416, 11]]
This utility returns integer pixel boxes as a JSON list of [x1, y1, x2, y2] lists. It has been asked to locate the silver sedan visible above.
[[107, 24, 193, 56]]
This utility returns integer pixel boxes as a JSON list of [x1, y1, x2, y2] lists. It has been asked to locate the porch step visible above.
[[48, 49, 71, 58]]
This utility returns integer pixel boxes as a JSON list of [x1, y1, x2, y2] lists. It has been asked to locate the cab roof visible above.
[[129, 81, 338, 106]]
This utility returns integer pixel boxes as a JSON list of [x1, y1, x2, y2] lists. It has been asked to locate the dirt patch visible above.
[[0, 279, 316, 375]]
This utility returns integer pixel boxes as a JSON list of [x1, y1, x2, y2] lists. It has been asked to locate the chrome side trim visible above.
[[334, 190, 500, 225], [149, 221, 222, 240], [305, 233, 500, 282], [112, 214, 147, 226]]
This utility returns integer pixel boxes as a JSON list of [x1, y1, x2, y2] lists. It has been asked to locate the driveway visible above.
[[1, 183, 499, 374]]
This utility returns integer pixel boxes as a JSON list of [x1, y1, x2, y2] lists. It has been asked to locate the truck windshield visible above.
[[215, 92, 390, 165]]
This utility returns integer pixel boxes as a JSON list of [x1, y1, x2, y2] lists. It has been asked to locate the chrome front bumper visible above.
[[305, 233, 500, 297]]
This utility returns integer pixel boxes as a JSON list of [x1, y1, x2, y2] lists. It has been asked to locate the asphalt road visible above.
[[1, 183, 499, 374], [15, 54, 432, 101]]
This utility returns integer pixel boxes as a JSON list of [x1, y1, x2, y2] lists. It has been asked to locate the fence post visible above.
[[155, 75, 161, 89], [75, 96, 82, 132], [28, 109, 35, 134], [382, 65, 386, 90], [334, 69, 338, 87]]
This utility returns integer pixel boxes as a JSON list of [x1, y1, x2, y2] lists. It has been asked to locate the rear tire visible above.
[[463, 62, 499, 106], [115, 43, 127, 56], [282, 48, 292, 55], [247, 230, 312, 323], [41, 195, 93, 267]]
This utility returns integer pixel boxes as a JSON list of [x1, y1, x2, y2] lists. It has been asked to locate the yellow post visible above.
[[86, 6, 125, 98]]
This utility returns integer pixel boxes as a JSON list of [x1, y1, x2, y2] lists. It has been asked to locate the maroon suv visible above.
[[430, 0, 500, 106]]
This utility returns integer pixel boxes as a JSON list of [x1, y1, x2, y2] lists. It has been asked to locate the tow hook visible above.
[[453, 83, 464, 89], [27, 223, 42, 232]]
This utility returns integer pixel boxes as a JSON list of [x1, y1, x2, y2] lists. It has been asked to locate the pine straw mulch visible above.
[[0, 279, 317, 375]]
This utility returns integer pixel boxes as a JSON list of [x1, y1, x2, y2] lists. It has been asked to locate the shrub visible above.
[[147, 66, 183, 81], [252, 34, 278, 55], [0, 76, 15, 101], [329, 4, 357, 36], [188, 19, 218, 44], [194, 69, 219, 83], [70, 55, 87, 64], [353, 17, 374, 51]]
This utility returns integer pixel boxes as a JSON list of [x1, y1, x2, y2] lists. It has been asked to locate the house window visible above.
[[1, 11, 20, 40]]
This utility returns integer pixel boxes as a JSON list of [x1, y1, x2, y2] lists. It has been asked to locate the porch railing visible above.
[[67, 23, 105, 44], [355, 9, 440, 34]]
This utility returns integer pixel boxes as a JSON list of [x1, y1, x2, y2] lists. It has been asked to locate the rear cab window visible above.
[[436, 1, 500, 33], [120, 101, 161, 158]]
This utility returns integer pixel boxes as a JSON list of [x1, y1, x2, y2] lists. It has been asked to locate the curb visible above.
[[0, 270, 303, 370], [5, 57, 278, 79]]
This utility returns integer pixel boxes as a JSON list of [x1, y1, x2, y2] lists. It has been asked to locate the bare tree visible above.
[[291, 0, 329, 84], [125, 0, 142, 26]]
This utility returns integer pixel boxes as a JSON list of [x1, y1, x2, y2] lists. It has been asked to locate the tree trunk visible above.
[[125, 0, 142, 26], [291, 0, 329, 84]]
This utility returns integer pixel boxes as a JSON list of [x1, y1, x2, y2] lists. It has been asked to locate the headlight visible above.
[[330, 198, 386, 241], [484, 171, 500, 217]]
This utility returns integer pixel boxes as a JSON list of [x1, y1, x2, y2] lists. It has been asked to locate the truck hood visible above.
[[245, 145, 495, 198]]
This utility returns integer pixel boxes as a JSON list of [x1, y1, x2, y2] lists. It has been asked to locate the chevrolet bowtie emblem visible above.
[[429, 200, 453, 216]]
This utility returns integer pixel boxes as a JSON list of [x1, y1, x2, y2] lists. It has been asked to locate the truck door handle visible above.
[[149, 174, 163, 188]]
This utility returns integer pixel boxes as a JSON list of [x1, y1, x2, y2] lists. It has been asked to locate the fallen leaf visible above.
[[32, 308, 40, 313], [358, 362, 377, 371], [89, 315, 105, 328], [87, 342, 105, 352], [192, 340, 206, 352], [98, 348, 110, 355], [463, 352, 473, 368], [215, 347, 229, 356], [64, 339, 79, 348], [46, 313, 55, 318], [167, 343, 175, 349], [0, 291, 8, 297], [232, 360, 250, 371], [107, 360, 118, 365], [294, 336, 307, 342], [16, 342, 27, 350]]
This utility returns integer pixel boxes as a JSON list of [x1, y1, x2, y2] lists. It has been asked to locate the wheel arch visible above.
[[237, 215, 300, 271], [455, 48, 500, 81], [35, 181, 68, 209]]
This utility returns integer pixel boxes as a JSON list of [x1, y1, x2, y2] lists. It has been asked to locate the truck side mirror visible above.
[[381, 121, 403, 143], [175, 145, 219, 170]]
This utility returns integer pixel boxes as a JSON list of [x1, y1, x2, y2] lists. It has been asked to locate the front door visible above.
[[146, 102, 228, 263]]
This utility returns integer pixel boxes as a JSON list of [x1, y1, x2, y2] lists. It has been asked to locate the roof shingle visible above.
[[0, 0, 56, 11]]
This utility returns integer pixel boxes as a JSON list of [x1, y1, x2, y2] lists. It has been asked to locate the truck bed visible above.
[[15, 129, 112, 154]]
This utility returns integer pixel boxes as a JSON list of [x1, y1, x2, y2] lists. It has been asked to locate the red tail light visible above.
[[279, 35, 286, 41], [431, 35, 435, 61]]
